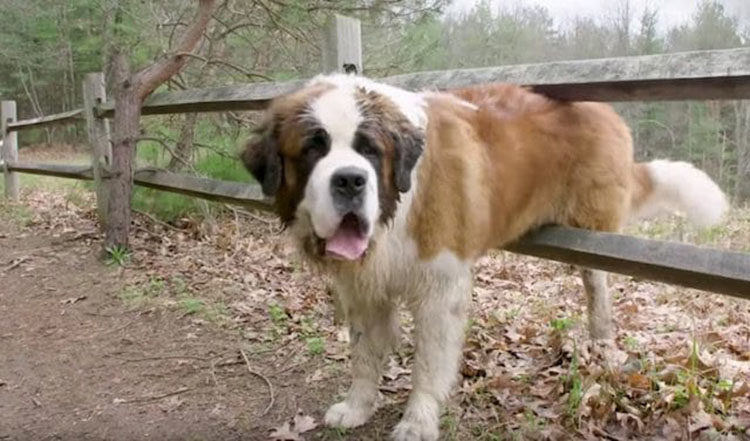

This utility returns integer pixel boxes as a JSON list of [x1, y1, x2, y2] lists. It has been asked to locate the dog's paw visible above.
[[324, 401, 372, 429], [391, 418, 439, 441]]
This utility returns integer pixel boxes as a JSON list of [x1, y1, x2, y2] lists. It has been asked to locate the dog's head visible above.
[[242, 75, 426, 263]]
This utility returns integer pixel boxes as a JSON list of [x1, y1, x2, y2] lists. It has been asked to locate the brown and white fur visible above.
[[242, 74, 727, 440]]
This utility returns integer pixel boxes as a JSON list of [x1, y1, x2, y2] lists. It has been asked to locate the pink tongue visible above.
[[325, 226, 368, 260]]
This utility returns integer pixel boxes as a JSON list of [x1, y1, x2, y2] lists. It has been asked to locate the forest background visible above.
[[0, 0, 748, 220]]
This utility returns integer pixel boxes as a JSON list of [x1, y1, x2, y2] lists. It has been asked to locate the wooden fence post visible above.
[[322, 15, 362, 74], [1, 100, 19, 200], [83, 72, 112, 229]]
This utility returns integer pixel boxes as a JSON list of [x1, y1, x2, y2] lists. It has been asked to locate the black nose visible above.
[[330, 167, 367, 210], [331, 167, 367, 197]]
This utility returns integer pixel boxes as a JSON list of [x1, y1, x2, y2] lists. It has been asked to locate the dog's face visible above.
[[242, 76, 425, 263]]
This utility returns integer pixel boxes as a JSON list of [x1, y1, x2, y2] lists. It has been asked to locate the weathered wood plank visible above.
[[132, 168, 273, 211], [385, 48, 750, 102], [7, 108, 84, 132], [83, 72, 112, 229], [7, 161, 95, 180], [96, 81, 305, 117], [322, 15, 362, 74], [95, 47, 750, 117], [2, 101, 19, 200], [506, 227, 750, 300], [5, 162, 272, 211]]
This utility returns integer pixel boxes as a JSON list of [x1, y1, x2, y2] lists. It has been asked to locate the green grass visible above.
[[176, 295, 228, 323], [564, 348, 584, 420], [268, 303, 288, 326], [319, 427, 349, 440], [105, 245, 131, 266], [440, 411, 459, 440], [194, 154, 249, 182], [131, 124, 255, 222], [630, 208, 749, 251], [119, 277, 165, 307], [165, 275, 230, 323], [204, 301, 229, 324], [132, 188, 206, 222], [550, 316, 575, 332], [470, 426, 502, 441], [305, 336, 325, 356], [179, 296, 205, 315], [623, 335, 640, 352], [130, 149, 254, 222], [118, 276, 230, 324], [1, 167, 90, 194], [0, 200, 32, 226]]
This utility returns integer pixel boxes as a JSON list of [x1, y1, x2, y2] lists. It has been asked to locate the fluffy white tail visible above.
[[631, 160, 728, 227]]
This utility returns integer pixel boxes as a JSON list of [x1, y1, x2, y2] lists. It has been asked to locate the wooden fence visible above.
[[2, 15, 749, 299]]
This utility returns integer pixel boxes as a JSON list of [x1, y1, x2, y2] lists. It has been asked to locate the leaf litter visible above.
[[5, 188, 750, 440]]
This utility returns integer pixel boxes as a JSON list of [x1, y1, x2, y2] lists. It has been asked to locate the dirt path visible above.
[[0, 218, 356, 440], [1, 223, 247, 440], [0, 191, 407, 441]]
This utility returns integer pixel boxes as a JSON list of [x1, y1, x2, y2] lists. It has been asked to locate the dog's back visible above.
[[406, 84, 727, 259]]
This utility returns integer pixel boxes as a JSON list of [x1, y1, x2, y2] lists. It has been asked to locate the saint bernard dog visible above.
[[242, 73, 727, 440]]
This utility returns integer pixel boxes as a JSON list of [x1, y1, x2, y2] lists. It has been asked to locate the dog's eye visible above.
[[355, 134, 380, 160], [302, 129, 329, 160]]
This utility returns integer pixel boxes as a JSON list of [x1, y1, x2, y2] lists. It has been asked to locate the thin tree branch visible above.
[[176, 52, 273, 81], [136, 136, 193, 169], [135, 0, 217, 101], [240, 349, 274, 416]]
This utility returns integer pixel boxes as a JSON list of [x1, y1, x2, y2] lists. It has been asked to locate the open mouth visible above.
[[324, 213, 369, 261]]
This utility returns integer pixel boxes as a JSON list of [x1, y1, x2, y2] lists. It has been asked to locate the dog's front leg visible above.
[[325, 299, 399, 429], [393, 273, 471, 441]]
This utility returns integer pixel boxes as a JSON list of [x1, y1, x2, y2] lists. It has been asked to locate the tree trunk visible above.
[[103, 0, 216, 253], [105, 53, 140, 251]]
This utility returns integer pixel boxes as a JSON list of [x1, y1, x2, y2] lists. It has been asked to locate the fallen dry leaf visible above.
[[8, 187, 750, 440], [293, 412, 317, 433], [268, 422, 300, 441], [269, 411, 317, 441], [626, 372, 651, 390], [688, 409, 715, 433], [159, 395, 184, 413]]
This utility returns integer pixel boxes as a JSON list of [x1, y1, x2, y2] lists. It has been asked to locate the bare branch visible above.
[[135, 0, 217, 101], [215, 20, 265, 39], [136, 136, 193, 169], [175, 52, 273, 81], [255, 0, 310, 45]]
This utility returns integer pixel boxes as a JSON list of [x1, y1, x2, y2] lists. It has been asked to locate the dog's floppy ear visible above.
[[391, 129, 424, 193], [241, 124, 282, 197]]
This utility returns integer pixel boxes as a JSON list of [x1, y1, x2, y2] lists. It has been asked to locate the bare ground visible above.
[[0, 195, 351, 440], [1, 183, 749, 441]]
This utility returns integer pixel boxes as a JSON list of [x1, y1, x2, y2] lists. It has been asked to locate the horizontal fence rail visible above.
[[132, 168, 271, 210], [6, 160, 750, 299], [94, 47, 750, 117], [7, 162, 94, 180], [8, 108, 84, 132], [6, 162, 273, 211], [96, 82, 304, 117], [386, 47, 750, 102], [506, 227, 750, 300]]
